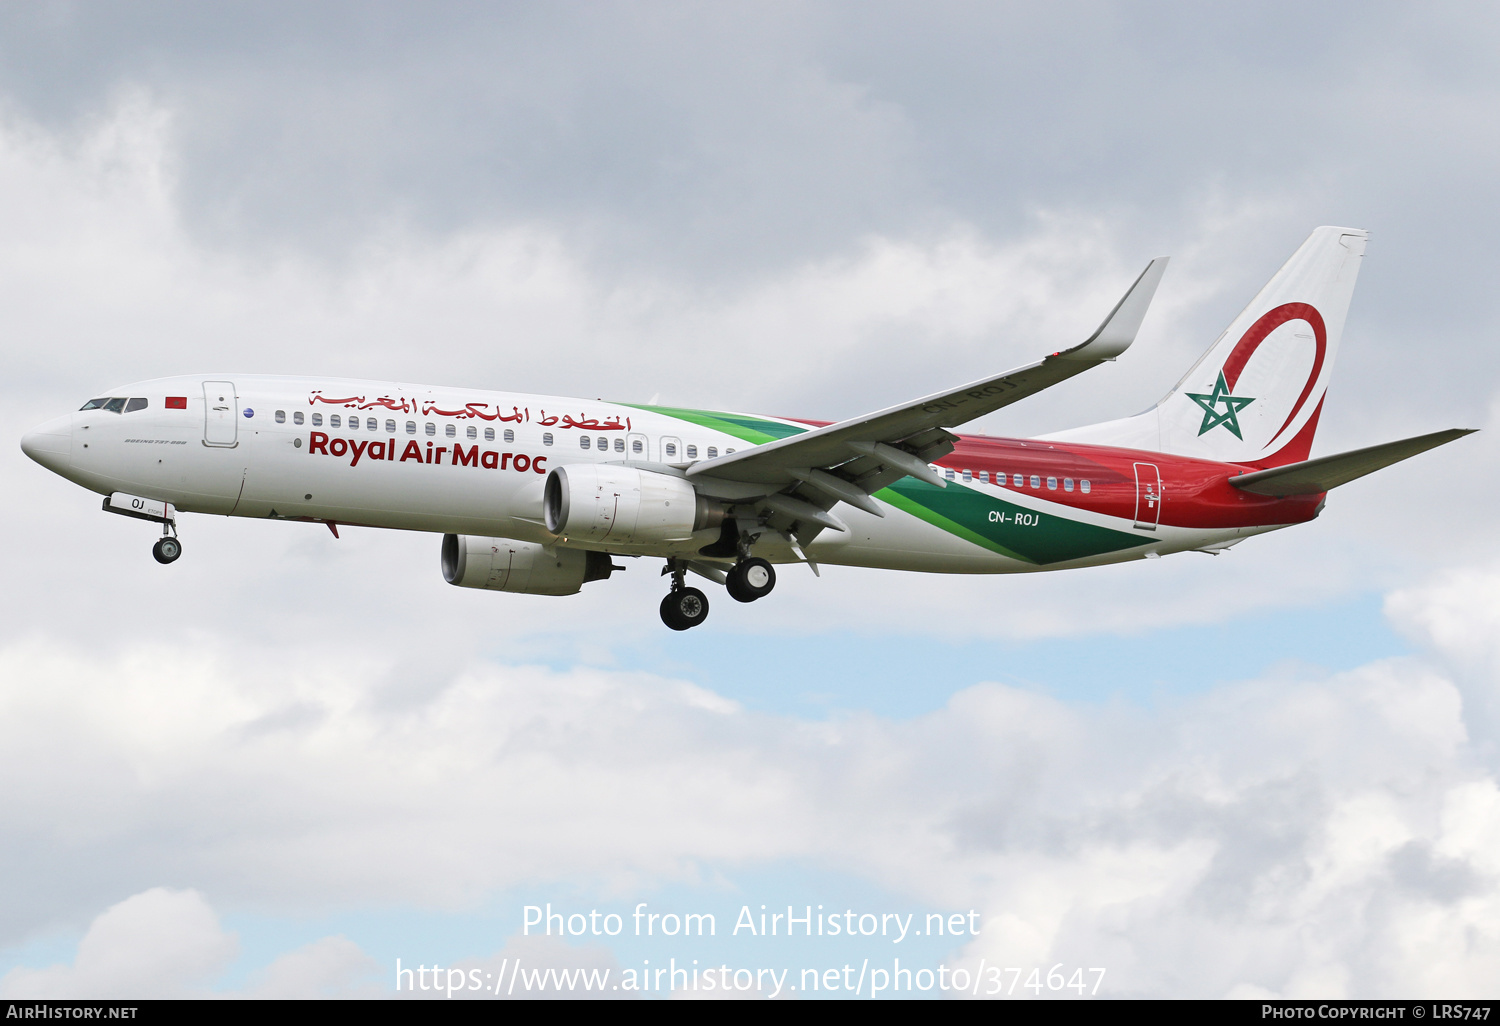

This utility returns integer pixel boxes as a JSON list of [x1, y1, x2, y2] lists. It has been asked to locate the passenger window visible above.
[[348, 417, 359, 431], [665, 442, 677, 457], [979, 471, 989, 483], [406, 421, 416, 434], [580, 436, 591, 449], [365, 418, 376, 431], [944, 468, 955, 480], [1030, 475, 1040, 488], [312, 413, 323, 427], [1013, 473, 1023, 487], [330, 414, 342, 428], [962, 469, 972, 482], [293, 411, 304, 425], [1064, 477, 1074, 492], [504, 429, 514, 443], [1081, 480, 1091, 494], [385, 419, 395, 433], [275, 410, 286, 423], [484, 427, 495, 441], [543, 432, 554, 446], [726, 448, 735, 455], [125, 398, 148, 413], [686, 445, 698, 459], [632, 439, 644, 454], [613, 439, 624, 452], [1047, 476, 1057, 490], [445, 423, 455, 438], [103, 398, 126, 414], [707, 446, 718, 458], [425, 422, 436, 436], [596, 436, 607, 450], [467, 425, 477, 439]]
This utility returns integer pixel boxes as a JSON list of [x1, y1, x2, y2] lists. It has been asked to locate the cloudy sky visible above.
[[2, 0, 1499, 999]]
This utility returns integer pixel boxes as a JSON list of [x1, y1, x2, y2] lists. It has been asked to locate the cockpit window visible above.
[[124, 398, 148, 413], [102, 398, 127, 414], [79, 398, 111, 411]]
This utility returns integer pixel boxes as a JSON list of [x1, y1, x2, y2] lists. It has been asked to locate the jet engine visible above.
[[543, 464, 724, 545], [441, 534, 616, 596]]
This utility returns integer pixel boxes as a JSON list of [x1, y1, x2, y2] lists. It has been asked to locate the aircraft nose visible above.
[[20, 414, 73, 474]]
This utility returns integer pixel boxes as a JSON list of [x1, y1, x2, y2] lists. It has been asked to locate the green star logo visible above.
[[1186, 371, 1255, 439]]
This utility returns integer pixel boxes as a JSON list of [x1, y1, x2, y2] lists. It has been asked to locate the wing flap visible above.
[[1229, 428, 1476, 496]]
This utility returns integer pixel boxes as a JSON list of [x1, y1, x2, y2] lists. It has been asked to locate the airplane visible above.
[[20, 226, 1476, 630]]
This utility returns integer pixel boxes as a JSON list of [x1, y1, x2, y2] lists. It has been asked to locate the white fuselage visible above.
[[22, 374, 1271, 575]]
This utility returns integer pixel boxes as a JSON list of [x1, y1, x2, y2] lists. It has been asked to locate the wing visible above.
[[684, 257, 1168, 542]]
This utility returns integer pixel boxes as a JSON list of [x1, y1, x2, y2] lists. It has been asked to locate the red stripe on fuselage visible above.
[[773, 419, 1320, 528], [934, 434, 1321, 530]]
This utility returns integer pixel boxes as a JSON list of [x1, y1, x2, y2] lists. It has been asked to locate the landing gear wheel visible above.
[[660, 587, 710, 630], [725, 557, 776, 603], [152, 537, 182, 564]]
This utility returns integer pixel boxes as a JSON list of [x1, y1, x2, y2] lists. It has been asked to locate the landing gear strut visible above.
[[726, 557, 775, 603], [660, 559, 710, 630]]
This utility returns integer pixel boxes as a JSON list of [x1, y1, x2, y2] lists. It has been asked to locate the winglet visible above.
[[1057, 257, 1169, 362]]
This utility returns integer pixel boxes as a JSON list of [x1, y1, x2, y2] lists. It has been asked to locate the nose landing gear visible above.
[[103, 492, 182, 564], [152, 536, 182, 564], [152, 516, 182, 564]]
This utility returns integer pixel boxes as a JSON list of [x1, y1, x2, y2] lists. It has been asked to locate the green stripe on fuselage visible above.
[[630, 404, 1140, 564], [620, 404, 809, 445], [877, 478, 1146, 565]]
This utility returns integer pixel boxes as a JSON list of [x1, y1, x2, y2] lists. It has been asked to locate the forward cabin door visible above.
[[1133, 462, 1162, 530], [202, 381, 239, 447]]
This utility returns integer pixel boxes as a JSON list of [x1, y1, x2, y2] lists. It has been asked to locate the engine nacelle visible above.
[[441, 534, 615, 596], [544, 464, 723, 545]]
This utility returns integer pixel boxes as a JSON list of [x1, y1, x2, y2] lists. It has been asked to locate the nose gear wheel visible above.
[[152, 537, 182, 564]]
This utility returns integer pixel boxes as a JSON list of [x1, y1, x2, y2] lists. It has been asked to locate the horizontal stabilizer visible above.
[[1229, 428, 1476, 496]]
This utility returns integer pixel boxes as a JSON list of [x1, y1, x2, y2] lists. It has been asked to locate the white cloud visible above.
[[0, 888, 384, 1000], [3, 563, 1500, 998], [1386, 559, 1500, 758], [245, 935, 381, 999], [0, 889, 235, 998]]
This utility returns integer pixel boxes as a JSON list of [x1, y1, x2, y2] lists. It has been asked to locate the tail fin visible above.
[[1048, 226, 1368, 467]]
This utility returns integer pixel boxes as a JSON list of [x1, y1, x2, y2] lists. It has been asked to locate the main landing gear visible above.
[[660, 586, 710, 631], [660, 560, 709, 631], [726, 557, 775, 603], [659, 555, 778, 630]]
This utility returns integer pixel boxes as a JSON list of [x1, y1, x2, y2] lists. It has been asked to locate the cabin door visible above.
[[1133, 462, 1162, 530]]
